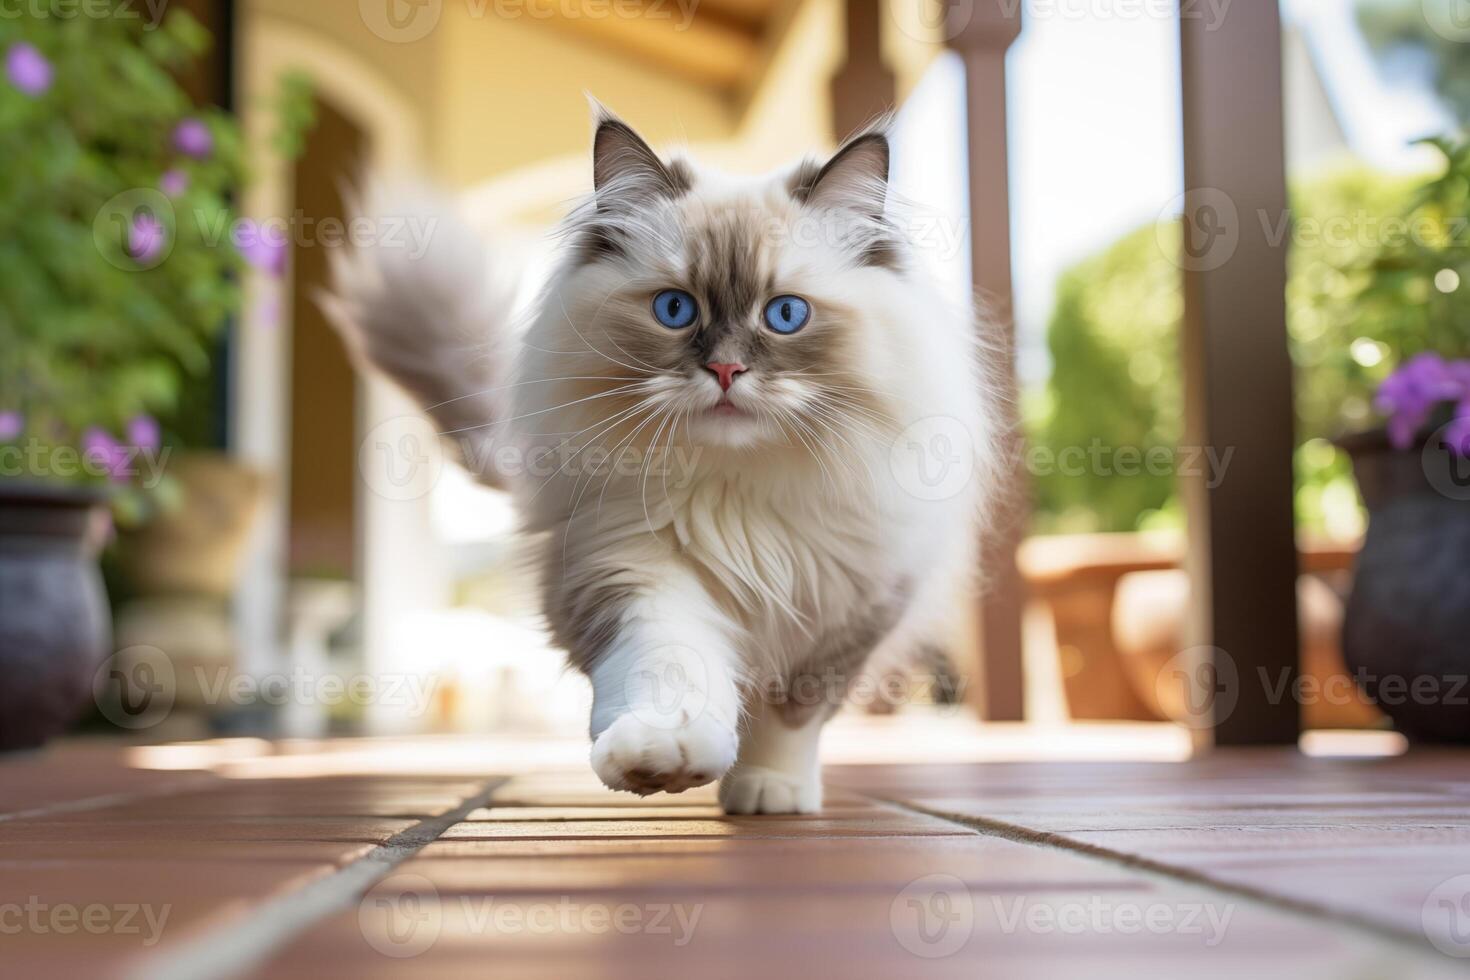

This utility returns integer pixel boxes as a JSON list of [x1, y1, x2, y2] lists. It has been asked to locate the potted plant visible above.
[[1336, 138, 1470, 742], [0, 10, 252, 749]]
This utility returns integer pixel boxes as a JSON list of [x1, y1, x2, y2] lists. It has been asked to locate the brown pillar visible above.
[[830, 0, 897, 140], [949, 6, 1025, 721], [1178, 4, 1300, 743]]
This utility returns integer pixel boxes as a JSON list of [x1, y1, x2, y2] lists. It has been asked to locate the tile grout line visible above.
[[864, 792, 1442, 956], [130, 778, 507, 980]]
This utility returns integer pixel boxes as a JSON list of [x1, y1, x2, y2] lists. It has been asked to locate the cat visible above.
[[326, 106, 997, 814]]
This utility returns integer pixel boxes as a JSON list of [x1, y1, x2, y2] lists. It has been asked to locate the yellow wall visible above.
[[243, 0, 940, 195], [245, 0, 442, 133], [433, 5, 734, 187]]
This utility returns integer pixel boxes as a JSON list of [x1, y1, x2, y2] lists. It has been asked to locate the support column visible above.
[[1179, 4, 1300, 743], [949, 6, 1025, 721], [830, 0, 896, 140]]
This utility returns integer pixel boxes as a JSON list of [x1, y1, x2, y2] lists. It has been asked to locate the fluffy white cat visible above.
[[327, 107, 997, 814]]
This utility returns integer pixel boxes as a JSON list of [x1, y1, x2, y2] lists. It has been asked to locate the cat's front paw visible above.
[[590, 712, 737, 796], [718, 765, 822, 815]]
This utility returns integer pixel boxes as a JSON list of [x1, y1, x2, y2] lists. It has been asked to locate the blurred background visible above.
[[5, 0, 1469, 753]]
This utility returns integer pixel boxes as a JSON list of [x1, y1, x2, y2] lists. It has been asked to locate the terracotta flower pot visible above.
[[1340, 427, 1470, 743], [0, 482, 112, 750], [115, 452, 267, 598]]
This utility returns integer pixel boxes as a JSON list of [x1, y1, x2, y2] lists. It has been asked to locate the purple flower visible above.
[[1445, 409, 1470, 457], [126, 213, 165, 262], [126, 415, 160, 452], [1376, 352, 1470, 450], [173, 118, 213, 159], [0, 411, 22, 441], [160, 169, 189, 198], [81, 428, 130, 482], [6, 43, 52, 96], [233, 218, 287, 276]]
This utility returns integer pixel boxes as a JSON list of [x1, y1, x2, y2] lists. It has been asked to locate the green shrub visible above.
[[0, 7, 309, 523], [1029, 166, 1421, 537]]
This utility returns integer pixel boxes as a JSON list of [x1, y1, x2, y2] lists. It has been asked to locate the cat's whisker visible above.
[[772, 405, 839, 495], [439, 381, 656, 434], [560, 400, 664, 568], [524, 398, 658, 509], [638, 403, 682, 537], [420, 374, 649, 413], [660, 400, 693, 510], [558, 291, 661, 379], [592, 399, 670, 525], [802, 405, 879, 494], [810, 395, 896, 434]]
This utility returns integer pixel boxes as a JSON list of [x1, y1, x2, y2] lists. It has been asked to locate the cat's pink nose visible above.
[[705, 362, 747, 392]]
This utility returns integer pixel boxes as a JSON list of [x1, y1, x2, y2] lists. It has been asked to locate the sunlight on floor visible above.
[[122, 711, 1409, 782]]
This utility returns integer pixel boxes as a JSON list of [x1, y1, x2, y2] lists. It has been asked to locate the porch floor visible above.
[[3, 727, 1468, 978]]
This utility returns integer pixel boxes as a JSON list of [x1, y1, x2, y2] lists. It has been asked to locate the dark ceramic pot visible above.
[[0, 482, 111, 750], [1340, 428, 1470, 743]]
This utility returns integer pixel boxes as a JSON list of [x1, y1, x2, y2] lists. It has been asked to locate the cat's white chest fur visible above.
[[658, 457, 908, 670]]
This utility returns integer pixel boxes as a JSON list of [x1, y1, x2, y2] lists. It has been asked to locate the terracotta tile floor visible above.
[[2, 735, 1468, 979]]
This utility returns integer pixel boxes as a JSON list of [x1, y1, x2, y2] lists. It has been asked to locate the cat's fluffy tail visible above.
[[321, 182, 514, 489]]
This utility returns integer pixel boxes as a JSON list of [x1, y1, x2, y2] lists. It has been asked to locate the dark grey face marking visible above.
[[592, 116, 691, 201], [788, 131, 903, 270], [562, 116, 907, 426], [578, 113, 693, 263], [787, 132, 889, 214]]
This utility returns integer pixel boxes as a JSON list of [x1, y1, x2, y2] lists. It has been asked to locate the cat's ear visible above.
[[792, 128, 890, 219], [590, 102, 688, 204]]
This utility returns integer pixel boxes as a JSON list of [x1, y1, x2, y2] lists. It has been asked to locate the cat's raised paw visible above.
[[718, 765, 822, 815], [590, 712, 737, 796]]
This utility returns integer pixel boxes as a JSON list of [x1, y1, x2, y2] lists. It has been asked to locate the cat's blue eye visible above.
[[652, 289, 698, 329], [763, 295, 811, 335]]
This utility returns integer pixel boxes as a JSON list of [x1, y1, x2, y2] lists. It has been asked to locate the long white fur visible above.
[[327, 126, 995, 815]]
